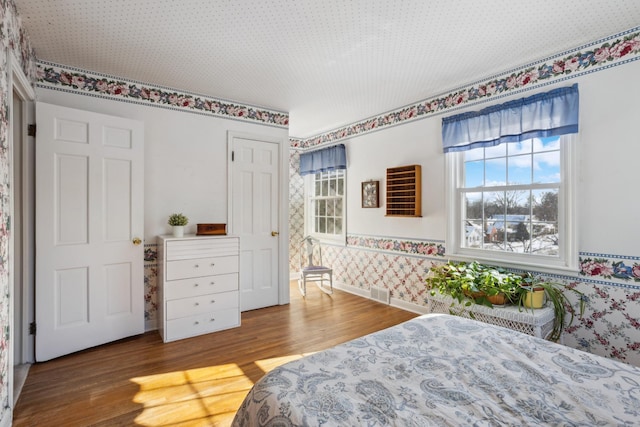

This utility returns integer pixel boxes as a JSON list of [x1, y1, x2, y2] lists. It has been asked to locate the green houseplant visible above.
[[168, 213, 188, 237], [168, 213, 189, 226], [517, 275, 585, 342], [426, 261, 522, 308], [426, 261, 585, 342]]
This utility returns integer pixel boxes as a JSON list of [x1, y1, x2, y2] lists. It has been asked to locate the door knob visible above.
[[132, 237, 142, 245], [271, 231, 279, 236]]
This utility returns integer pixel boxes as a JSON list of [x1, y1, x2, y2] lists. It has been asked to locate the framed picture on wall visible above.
[[361, 180, 379, 208]]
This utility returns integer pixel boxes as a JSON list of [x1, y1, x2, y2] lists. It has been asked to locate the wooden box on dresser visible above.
[[157, 234, 240, 342]]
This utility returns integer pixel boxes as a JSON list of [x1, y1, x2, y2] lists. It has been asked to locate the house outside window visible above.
[[447, 135, 577, 271], [306, 169, 346, 243]]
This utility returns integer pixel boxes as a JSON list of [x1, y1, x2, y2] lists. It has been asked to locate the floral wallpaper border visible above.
[[346, 234, 445, 258], [579, 252, 640, 284], [290, 26, 640, 149], [36, 60, 290, 128]]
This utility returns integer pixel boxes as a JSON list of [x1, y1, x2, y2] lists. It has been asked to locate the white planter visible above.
[[172, 226, 184, 238]]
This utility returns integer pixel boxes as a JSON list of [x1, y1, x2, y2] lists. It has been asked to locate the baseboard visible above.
[[292, 274, 428, 315], [145, 319, 158, 332], [13, 364, 30, 406], [0, 408, 11, 427], [333, 281, 428, 314], [332, 281, 370, 298], [390, 297, 429, 315]]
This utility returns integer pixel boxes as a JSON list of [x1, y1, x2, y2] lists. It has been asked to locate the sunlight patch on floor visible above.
[[129, 354, 313, 426], [253, 353, 315, 372]]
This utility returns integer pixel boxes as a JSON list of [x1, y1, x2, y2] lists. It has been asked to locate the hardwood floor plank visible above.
[[13, 282, 417, 426]]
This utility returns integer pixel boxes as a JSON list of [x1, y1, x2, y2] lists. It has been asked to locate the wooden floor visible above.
[[13, 282, 417, 426]]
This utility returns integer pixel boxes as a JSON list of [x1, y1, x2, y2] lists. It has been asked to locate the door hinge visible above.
[[231, 151, 235, 161], [29, 322, 37, 335], [27, 124, 36, 137]]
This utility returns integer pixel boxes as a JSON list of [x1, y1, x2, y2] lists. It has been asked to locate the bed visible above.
[[232, 313, 640, 426]]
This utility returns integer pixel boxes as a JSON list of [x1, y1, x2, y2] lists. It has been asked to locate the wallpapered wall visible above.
[[0, 0, 36, 420]]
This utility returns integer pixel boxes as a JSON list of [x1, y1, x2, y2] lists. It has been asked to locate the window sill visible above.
[[445, 251, 579, 276], [309, 233, 346, 247]]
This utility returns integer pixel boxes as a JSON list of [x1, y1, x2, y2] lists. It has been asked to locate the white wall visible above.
[[35, 89, 289, 241], [345, 117, 445, 239], [576, 62, 640, 255]]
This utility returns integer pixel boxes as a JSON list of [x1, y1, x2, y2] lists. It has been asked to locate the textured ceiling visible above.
[[14, 0, 640, 138]]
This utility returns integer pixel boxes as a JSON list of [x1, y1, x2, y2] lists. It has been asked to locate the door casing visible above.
[[7, 53, 36, 413]]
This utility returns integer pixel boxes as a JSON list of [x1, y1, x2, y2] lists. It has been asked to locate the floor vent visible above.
[[370, 286, 390, 304]]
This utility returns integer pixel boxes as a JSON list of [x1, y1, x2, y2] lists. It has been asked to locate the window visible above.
[[446, 134, 577, 271], [306, 170, 345, 242], [442, 84, 579, 271]]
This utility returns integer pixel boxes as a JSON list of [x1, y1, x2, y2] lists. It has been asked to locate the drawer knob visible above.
[[194, 283, 199, 287], [210, 263, 215, 267], [194, 264, 199, 268], [195, 302, 199, 306], [211, 299, 216, 304], [210, 318, 215, 322], [210, 281, 215, 285], [194, 321, 200, 325]]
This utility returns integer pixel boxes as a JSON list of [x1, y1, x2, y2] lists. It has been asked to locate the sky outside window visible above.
[[464, 136, 560, 189]]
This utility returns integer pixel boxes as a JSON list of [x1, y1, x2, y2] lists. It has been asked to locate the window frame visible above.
[[304, 169, 347, 245], [445, 134, 578, 273]]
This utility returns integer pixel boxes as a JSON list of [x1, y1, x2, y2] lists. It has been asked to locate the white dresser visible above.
[[157, 234, 240, 342]]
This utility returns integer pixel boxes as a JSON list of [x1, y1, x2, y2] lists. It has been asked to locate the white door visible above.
[[35, 102, 144, 361], [230, 133, 280, 311]]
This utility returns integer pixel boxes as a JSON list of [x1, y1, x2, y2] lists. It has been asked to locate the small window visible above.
[[446, 135, 577, 271], [306, 170, 346, 243]]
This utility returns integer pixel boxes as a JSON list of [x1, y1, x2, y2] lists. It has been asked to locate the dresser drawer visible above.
[[166, 255, 238, 280], [165, 308, 240, 342], [166, 238, 239, 260], [166, 290, 238, 320], [164, 273, 238, 300]]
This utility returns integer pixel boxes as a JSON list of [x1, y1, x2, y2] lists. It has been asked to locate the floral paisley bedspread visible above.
[[232, 313, 640, 426]]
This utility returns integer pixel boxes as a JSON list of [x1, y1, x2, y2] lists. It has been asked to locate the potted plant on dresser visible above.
[[168, 213, 189, 237]]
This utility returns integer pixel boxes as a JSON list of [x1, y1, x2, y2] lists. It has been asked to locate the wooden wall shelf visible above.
[[386, 165, 422, 217]]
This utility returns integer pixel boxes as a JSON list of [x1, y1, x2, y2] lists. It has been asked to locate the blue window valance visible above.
[[442, 84, 579, 153], [299, 144, 347, 176]]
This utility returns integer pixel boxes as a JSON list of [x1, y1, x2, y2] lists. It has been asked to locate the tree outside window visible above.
[[459, 137, 561, 258]]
